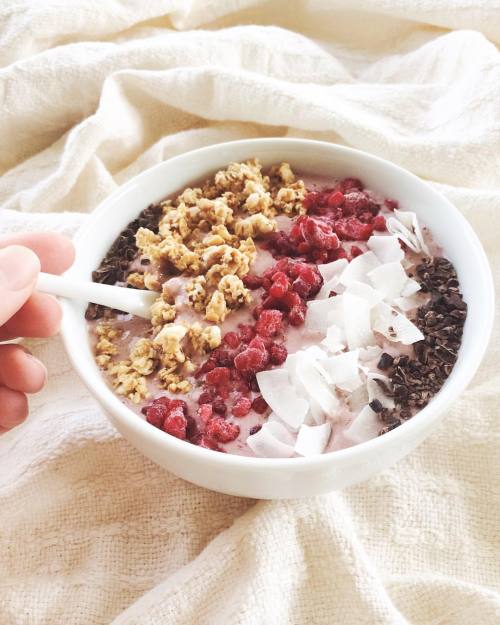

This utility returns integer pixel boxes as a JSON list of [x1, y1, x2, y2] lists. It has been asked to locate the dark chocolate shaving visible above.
[[85, 203, 162, 320], [378, 256, 466, 435]]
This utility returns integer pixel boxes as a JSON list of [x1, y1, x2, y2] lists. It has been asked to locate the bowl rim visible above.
[[61, 137, 495, 469]]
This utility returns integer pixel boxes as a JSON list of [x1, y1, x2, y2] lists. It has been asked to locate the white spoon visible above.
[[36, 272, 158, 319]]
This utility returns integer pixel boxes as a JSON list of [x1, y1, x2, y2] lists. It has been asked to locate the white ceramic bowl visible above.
[[60, 139, 494, 499]]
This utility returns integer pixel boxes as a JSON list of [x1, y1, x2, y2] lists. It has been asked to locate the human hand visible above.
[[0, 233, 75, 432]]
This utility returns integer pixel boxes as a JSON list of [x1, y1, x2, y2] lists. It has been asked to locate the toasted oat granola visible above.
[[93, 159, 306, 402]]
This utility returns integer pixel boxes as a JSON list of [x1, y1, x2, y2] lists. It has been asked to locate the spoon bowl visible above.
[[36, 272, 158, 319]]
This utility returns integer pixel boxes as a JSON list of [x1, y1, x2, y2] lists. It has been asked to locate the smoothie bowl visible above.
[[60, 139, 494, 499]]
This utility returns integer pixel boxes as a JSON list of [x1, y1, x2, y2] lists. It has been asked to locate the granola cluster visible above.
[[94, 159, 306, 402]]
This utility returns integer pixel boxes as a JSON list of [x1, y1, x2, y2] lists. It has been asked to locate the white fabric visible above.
[[1, 2, 500, 624]]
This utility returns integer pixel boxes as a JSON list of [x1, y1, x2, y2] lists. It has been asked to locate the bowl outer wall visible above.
[[60, 139, 494, 499]]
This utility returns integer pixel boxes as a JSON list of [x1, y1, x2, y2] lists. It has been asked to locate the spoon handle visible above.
[[36, 272, 156, 319]]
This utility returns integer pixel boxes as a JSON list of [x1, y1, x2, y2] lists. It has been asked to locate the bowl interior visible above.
[[61, 139, 494, 468]]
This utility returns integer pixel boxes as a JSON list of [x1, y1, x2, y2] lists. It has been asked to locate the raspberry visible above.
[[274, 258, 292, 274], [197, 404, 213, 423], [234, 379, 251, 393], [269, 342, 288, 365], [312, 249, 329, 264], [185, 416, 198, 440], [266, 231, 293, 256], [168, 399, 188, 415], [198, 390, 213, 405], [384, 198, 398, 211], [151, 397, 171, 408], [145, 404, 167, 429], [297, 241, 311, 254], [195, 357, 216, 377], [335, 217, 374, 241], [301, 217, 340, 251], [205, 367, 231, 386], [218, 386, 230, 400], [343, 191, 369, 214], [269, 271, 290, 298], [252, 304, 264, 320], [248, 335, 269, 351], [223, 332, 240, 348], [293, 264, 322, 298], [238, 324, 256, 343], [327, 191, 344, 208], [333, 247, 348, 260], [262, 295, 286, 311], [291, 276, 309, 298], [251, 396, 268, 414], [288, 303, 307, 326], [288, 222, 303, 244], [341, 177, 363, 192], [234, 347, 269, 373], [205, 418, 240, 443], [302, 191, 323, 210], [242, 274, 264, 289], [358, 211, 374, 223], [212, 398, 227, 416], [213, 347, 235, 367], [162, 408, 187, 440], [350, 245, 363, 258], [256, 309, 283, 337], [282, 290, 302, 310], [373, 215, 386, 231], [232, 395, 252, 417]]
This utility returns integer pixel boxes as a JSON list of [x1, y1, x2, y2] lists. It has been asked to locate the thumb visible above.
[[0, 246, 41, 326]]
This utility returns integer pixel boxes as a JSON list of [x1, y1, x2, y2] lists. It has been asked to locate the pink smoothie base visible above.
[[88, 173, 439, 457]]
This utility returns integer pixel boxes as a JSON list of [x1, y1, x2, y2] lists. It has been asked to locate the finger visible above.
[[0, 386, 28, 430], [0, 345, 47, 393], [0, 232, 75, 275], [0, 293, 62, 340], [0, 246, 41, 325]]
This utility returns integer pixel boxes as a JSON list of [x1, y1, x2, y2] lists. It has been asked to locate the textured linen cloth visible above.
[[0, 2, 499, 624]]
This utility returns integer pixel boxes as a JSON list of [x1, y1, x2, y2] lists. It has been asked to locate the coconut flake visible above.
[[367, 375, 395, 410], [256, 369, 309, 430], [344, 281, 384, 308], [339, 251, 380, 287], [372, 302, 424, 345], [367, 235, 404, 263], [401, 278, 421, 297], [302, 345, 328, 361], [317, 260, 348, 300], [318, 258, 348, 282], [337, 376, 364, 392], [306, 296, 344, 332], [321, 325, 345, 354], [358, 345, 383, 363], [247, 421, 295, 458], [317, 276, 345, 299], [393, 294, 422, 312], [348, 385, 369, 412], [386, 210, 430, 256], [295, 423, 331, 456], [344, 405, 380, 443], [295, 356, 339, 417], [306, 397, 328, 426], [368, 261, 409, 301], [323, 350, 359, 385], [343, 293, 375, 349]]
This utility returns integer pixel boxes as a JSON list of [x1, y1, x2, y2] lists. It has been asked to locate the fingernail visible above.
[[0, 246, 40, 291], [25, 353, 48, 382]]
